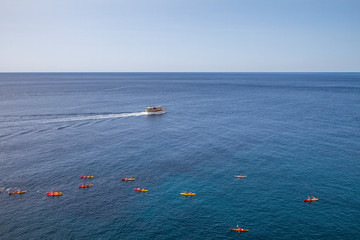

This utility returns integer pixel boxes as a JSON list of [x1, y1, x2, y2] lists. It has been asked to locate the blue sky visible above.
[[1, 0, 359, 72]]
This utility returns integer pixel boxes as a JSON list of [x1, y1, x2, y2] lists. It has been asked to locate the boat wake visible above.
[[40, 112, 148, 124], [0, 112, 148, 129]]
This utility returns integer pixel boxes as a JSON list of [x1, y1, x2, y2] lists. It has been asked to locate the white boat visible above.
[[145, 106, 166, 115]]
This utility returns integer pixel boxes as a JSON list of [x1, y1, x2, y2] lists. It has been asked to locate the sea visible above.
[[0, 73, 359, 240]]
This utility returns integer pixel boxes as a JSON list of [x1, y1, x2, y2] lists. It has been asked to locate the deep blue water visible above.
[[0, 73, 359, 239]]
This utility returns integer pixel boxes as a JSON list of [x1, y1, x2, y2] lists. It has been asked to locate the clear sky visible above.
[[1, 0, 359, 72]]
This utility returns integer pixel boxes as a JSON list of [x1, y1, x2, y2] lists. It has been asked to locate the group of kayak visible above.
[[229, 195, 319, 233], [48, 175, 95, 196], [229, 175, 319, 233], [6, 175, 95, 197], [4, 172, 318, 235], [78, 176, 94, 190], [231, 175, 248, 232], [123, 177, 197, 196], [3, 173, 242, 200], [122, 178, 149, 192]]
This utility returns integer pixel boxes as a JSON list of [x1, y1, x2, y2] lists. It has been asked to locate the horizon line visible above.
[[0, 71, 359, 74]]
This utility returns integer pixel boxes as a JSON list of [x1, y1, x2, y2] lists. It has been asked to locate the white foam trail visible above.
[[0, 112, 149, 130], [41, 112, 148, 124]]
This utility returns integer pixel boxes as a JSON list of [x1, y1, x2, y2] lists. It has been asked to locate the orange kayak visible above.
[[9, 190, 26, 195], [230, 228, 248, 232], [47, 191, 62, 196]]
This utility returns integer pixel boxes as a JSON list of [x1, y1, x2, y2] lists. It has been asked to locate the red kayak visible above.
[[80, 175, 94, 179], [79, 184, 93, 188], [304, 195, 318, 202], [304, 198, 318, 202]]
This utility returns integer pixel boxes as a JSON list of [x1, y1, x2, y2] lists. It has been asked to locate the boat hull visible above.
[[146, 110, 166, 115]]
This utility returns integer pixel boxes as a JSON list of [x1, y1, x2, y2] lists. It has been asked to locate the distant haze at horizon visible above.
[[1, 0, 359, 72]]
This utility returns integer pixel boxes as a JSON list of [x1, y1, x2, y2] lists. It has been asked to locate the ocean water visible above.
[[0, 73, 359, 240]]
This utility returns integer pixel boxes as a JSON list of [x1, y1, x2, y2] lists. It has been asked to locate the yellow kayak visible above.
[[180, 192, 196, 196], [134, 188, 148, 192], [122, 178, 135, 181]]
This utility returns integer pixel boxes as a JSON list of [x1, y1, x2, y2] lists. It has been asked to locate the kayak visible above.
[[80, 175, 94, 179], [9, 191, 26, 195], [122, 178, 135, 181], [79, 184, 93, 188], [234, 175, 247, 178], [134, 188, 148, 192], [47, 191, 62, 196], [180, 192, 196, 196], [230, 228, 248, 232], [304, 198, 318, 202]]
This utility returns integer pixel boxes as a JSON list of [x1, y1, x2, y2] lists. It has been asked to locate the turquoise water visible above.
[[0, 73, 359, 239]]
